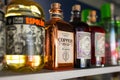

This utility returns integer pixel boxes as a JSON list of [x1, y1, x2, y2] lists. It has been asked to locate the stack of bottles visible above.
[[0, 0, 119, 72]]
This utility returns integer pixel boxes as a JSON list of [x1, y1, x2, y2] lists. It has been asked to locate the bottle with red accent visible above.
[[70, 4, 91, 68], [45, 3, 74, 70], [82, 9, 105, 67]]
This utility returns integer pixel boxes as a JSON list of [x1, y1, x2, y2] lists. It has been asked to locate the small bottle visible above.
[[70, 5, 91, 68], [45, 3, 74, 70], [5, 0, 45, 72], [82, 10, 105, 67], [0, 1, 6, 70], [101, 3, 118, 66]]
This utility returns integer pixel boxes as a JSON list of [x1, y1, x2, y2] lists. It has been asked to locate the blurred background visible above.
[[34, 0, 120, 22]]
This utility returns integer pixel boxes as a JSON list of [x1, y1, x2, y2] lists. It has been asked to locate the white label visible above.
[[76, 32, 91, 59], [7, 24, 45, 55], [95, 32, 105, 57], [57, 30, 74, 63]]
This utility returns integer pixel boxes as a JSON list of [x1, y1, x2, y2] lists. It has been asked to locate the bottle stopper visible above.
[[72, 4, 81, 11], [51, 3, 61, 9]]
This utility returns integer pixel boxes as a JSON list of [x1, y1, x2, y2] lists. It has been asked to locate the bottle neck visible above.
[[87, 20, 97, 26], [70, 10, 81, 22], [49, 8, 63, 20], [50, 13, 63, 20]]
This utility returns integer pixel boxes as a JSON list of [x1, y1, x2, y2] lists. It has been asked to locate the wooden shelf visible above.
[[0, 66, 120, 80]]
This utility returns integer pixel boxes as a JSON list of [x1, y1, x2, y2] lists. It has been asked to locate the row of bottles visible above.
[[0, 0, 119, 72], [45, 3, 106, 70]]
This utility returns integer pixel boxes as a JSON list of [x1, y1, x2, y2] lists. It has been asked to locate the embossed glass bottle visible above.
[[70, 5, 91, 68], [82, 10, 105, 67], [0, 1, 6, 70], [5, 0, 45, 71], [45, 3, 74, 70]]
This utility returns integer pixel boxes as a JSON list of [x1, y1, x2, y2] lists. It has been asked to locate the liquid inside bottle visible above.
[[70, 5, 91, 68], [82, 10, 105, 67], [45, 3, 74, 70], [5, 0, 45, 72]]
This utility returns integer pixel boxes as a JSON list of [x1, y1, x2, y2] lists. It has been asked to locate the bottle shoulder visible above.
[[89, 25, 105, 33], [46, 19, 73, 32], [70, 21, 89, 27], [70, 21, 90, 32]]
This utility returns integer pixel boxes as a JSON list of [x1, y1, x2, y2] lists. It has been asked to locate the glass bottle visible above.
[[82, 10, 105, 67], [45, 3, 74, 70], [101, 3, 118, 66], [116, 16, 120, 65], [0, 1, 6, 70], [5, 0, 45, 72], [70, 5, 91, 68]]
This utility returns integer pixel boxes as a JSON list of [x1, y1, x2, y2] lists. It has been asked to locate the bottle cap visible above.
[[81, 9, 90, 22], [101, 3, 114, 19], [72, 4, 81, 11], [51, 3, 61, 9]]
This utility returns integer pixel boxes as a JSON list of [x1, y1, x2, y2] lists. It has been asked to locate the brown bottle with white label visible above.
[[45, 3, 74, 70]]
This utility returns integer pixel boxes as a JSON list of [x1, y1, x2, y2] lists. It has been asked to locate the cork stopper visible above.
[[89, 10, 96, 17], [72, 4, 81, 11], [89, 10, 97, 23], [51, 3, 61, 9]]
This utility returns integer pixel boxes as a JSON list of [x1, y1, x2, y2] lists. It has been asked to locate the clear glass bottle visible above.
[[82, 10, 105, 67], [101, 3, 118, 66], [0, 1, 6, 70], [45, 3, 74, 70], [5, 0, 45, 72], [70, 5, 91, 68]]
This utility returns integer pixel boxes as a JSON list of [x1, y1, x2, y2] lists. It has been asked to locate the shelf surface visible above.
[[0, 66, 120, 80]]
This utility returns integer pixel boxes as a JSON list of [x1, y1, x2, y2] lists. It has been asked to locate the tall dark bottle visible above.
[[82, 10, 105, 67], [101, 3, 118, 66], [45, 3, 74, 70], [70, 5, 91, 68]]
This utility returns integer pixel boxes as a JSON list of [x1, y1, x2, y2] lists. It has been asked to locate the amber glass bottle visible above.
[[5, 0, 45, 72], [82, 10, 105, 67], [45, 3, 74, 70], [70, 5, 91, 68]]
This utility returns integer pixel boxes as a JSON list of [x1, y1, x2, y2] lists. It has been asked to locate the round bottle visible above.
[[5, 0, 45, 72]]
